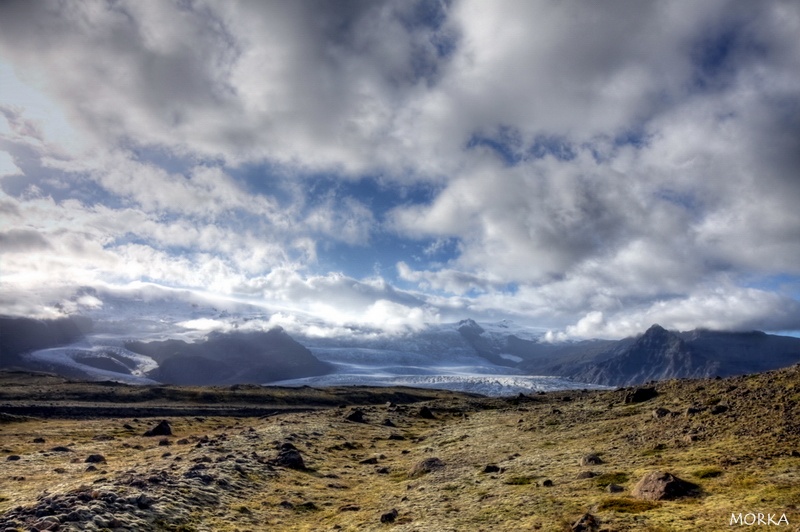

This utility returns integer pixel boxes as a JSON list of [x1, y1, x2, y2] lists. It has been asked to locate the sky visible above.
[[1, 0, 800, 340]]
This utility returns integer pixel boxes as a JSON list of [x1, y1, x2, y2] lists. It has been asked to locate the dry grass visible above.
[[1, 366, 800, 531]]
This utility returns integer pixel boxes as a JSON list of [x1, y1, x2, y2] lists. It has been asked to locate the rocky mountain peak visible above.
[[636, 324, 681, 348], [457, 319, 484, 335]]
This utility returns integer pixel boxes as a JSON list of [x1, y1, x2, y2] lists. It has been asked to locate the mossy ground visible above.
[[1, 366, 799, 531]]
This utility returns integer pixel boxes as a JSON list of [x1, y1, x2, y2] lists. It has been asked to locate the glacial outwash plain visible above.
[[1, 365, 799, 532]]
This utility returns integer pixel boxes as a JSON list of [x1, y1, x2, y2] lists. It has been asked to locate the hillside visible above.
[[1, 366, 799, 531], [507, 324, 800, 386]]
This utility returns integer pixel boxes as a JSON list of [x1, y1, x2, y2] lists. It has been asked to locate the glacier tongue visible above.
[[270, 373, 610, 396]]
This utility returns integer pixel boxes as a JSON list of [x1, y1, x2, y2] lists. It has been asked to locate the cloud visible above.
[[0, 228, 50, 252], [0, 150, 22, 178], [0, 1, 799, 338], [551, 287, 800, 340]]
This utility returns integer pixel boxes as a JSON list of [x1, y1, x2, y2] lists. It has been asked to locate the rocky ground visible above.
[[1, 366, 799, 531]]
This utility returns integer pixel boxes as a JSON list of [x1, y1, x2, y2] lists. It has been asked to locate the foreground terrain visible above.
[[1, 367, 799, 531]]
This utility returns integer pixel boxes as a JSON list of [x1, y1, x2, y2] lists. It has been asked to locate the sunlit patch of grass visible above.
[[594, 472, 629, 487], [692, 467, 722, 479], [725, 473, 759, 490], [505, 476, 535, 485], [598, 497, 659, 513]]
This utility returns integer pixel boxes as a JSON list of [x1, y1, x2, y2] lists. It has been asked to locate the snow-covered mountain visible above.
[[4, 285, 800, 393], [0, 286, 595, 395]]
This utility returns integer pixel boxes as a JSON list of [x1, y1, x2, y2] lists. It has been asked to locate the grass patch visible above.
[[726, 473, 759, 490], [692, 467, 723, 479], [597, 497, 659, 514], [594, 472, 629, 487], [505, 476, 535, 485], [640, 445, 667, 457]]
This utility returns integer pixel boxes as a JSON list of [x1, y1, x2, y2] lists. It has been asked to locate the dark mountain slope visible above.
[[0, 315, 91, 367], [547, 324, 719, 387], [126, 327, 333, 385], [507, 323, 800, 387]]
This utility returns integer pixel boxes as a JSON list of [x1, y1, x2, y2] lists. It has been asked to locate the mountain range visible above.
[[2, 311, 800, 391], [456, 320, 800, 386]]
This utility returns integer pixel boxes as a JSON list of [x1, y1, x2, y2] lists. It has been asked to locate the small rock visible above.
[[50, 446, 72, 453], [388, 433, 405, 441], [158, 438, 171, 446], [652, 407, 671, 418], [339, 504, 360, 512], [296, 501, 318, 511], [482, 464, 501, 474], [579, 453, 603, 466], [85, 454, 106, 463], [541, 479, 554, 487], [418, 406, 436, 419], [380, 508, 398, 523], [360, 457, 379, 465], [576, 471, 597, 479], [382, 418, 396, 427], [572, 512, 600, 532], [32, 437, 46, 444], [408, 457, 444, 478], [607, 483, 624, 493], [344, 409, 367, 423], [6, 455, 20, 461], [710, 404, 729, 415], [143, 420, 172, 437]]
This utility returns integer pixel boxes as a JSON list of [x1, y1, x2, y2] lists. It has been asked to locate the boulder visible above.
[[624, 387, 658, 404], [632, 471, 699, 500], [418, 406, 436, 419], [143, 420, 172, 437], [274, 448, 305, 470], [344, 409, 367, 423]]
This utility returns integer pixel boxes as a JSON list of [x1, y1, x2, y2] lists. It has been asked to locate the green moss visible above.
[[594, 472, 629, 487], [505, 476, 534, 485], [692, 467, 723, 479], [598, 497, 659, 514]]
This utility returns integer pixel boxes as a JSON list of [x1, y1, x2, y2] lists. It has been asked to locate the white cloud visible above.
[[0, 150, 22, 178], [1, 1, 799, 337]]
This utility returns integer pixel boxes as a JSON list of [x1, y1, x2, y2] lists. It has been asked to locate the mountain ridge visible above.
[[4, 312, 800, 389]]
